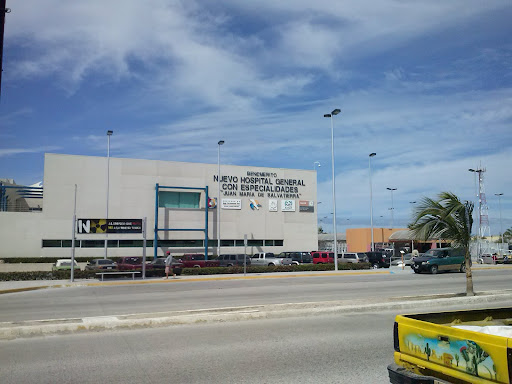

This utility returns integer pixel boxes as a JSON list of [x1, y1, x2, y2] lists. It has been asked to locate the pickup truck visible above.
[[177, 254, 220, 268], [388, 307, 512, 383], [117, 256, 151, 271], [250, 252, 293, 266]]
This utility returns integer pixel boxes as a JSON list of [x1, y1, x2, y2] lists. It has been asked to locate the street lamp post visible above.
[[469, 168, 483, 257], [105, 130, 113, 259], [217, 140, 224, 258], [409, 201, 416, 252], [324, 108, 341, 271], [495, 193, 504, 254], [386, 187, 397, 229], [369, 153, 376, 252]]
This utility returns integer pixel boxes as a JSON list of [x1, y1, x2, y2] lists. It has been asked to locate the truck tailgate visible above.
[[393, 307, 512, 383]]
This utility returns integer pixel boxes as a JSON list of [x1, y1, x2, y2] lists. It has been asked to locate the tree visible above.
[[318, 226, 324, 234], [409, 192, 474, 296], [503, 227, 512, 243]]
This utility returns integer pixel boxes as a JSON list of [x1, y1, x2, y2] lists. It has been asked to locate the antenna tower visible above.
[[476, 168, 491, 255]]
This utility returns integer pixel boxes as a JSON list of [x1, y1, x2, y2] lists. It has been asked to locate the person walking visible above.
[[165, 251, 176, 279]]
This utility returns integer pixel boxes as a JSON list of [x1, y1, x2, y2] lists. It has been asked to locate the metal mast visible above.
[[477, 168, 491, 255]]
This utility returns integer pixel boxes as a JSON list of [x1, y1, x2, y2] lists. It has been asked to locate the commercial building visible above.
[[0, 154, 319, 258]]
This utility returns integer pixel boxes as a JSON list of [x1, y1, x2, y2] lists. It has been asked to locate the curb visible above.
[[1, 291, 511, 340]]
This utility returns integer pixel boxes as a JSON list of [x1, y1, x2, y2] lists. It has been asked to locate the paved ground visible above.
[[0, 264, 507, 294], [1, 264, 511, 340]]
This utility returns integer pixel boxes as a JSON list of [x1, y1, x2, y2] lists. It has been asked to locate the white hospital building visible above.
[[0, 154, 319, 258]]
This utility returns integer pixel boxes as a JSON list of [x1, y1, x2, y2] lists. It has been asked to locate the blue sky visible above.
[[1, 0, 511, 235]]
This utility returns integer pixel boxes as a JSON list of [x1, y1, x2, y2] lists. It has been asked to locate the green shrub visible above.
[[0, 262, 371, 280], [0, 270, 97, 281]]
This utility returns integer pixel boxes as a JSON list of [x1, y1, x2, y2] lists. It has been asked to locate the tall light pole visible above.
[[386, 187, 397, 229], [105, 130, 113, 259], [324, 108, 341, 271], [217, 140, 224, 257], [313, 161, 321, 171], [469, 168, 483, 257], [369, 153, 376, 252], [409, 201, 416, 253], [495, 193, 504, 253]]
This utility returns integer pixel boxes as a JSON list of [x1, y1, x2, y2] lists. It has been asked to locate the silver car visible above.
[[250, 252, 293, 266], [338, 252, 368, 264], [390, 253, 416, 266]]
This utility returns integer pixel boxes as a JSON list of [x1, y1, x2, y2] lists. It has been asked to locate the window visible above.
[[274, 240, 284, 246], [119, 240, 144, 248], [247, 239, 263, 246], [82, 240, 104, 248], [235, 240, 245, 246], [108, 240, 118, 247], [159, 191, 200, 209], [42, 240, 61, 247], [221, 239, 234, 247], [159, 240, 203, 247], [230, 255, 236, 261], [264, 240, 274, 246]]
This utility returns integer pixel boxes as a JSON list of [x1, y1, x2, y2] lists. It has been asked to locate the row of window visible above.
[[42, 239, 284, 248]]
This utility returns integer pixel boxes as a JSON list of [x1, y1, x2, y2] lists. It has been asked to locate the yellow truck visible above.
[[388, 307, 512, 383]]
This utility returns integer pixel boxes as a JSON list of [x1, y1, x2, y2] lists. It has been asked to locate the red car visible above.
[[178, 254, 220, 268], [312, 251, 335, 264], [117, 257, 153, 271]]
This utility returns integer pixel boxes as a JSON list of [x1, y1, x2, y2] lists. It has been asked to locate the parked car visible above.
[[410, 247, 466, 274], [85, 259, 117, 271], [250, 252, 292, 266], [178, 254, 220, 268], [338, 252, 369, 264], [117, 256, 151, 271], [278, 252, 313, 265], [217, 254, 251, 267], [390, 253, 416, 266], [147, 257, 183, 275], [312, 251, 335, 264], [478, 253, 496, 264], [52, 259, 80, 271], [365, 251, 390, 269]]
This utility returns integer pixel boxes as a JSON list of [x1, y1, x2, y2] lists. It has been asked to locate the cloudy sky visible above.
[[1, 0, 511, 234]]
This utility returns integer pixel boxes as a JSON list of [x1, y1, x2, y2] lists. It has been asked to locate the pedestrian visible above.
[[165, 251, 176, 279]]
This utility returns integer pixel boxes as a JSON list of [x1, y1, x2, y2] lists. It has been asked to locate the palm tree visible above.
[[408, 192, 474, 296], [503, 227, 512, 243]]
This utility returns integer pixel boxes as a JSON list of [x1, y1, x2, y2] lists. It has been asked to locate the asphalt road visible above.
[[0, 268, 511, 322], [1, 300, 510, 384]]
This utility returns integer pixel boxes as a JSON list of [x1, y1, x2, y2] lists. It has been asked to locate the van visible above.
[[278, 252, 313, 265], [411, 247, 466, 274], [312, 251, 334, 264]]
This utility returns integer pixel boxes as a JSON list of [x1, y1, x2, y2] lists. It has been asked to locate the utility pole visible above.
[[1, 1, 11, 97]]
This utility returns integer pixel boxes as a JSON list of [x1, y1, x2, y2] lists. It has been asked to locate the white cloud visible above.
[[0, 147, 61, 157]]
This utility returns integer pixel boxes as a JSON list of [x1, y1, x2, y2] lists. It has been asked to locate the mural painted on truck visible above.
[[404, 334, 498, 381]]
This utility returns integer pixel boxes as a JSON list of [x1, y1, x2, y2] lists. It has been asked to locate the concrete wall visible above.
[[1, 154, 318, 258], [346, 228, 406, 252]]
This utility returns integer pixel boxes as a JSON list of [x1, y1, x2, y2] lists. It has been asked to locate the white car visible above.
[[52, 259, 80, 271]]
